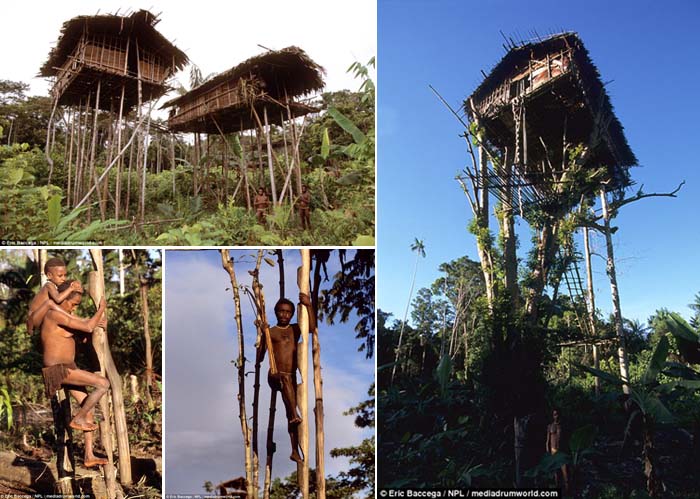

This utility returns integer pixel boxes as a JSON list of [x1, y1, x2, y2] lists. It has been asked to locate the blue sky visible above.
[[377, 0, 700, 325], [164, 249, 374, 494]]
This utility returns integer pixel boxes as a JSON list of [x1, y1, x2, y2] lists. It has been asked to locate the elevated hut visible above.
[[40, 9, 188, 111], [163, 46, 325, 134], [465, 32, 636, 205]]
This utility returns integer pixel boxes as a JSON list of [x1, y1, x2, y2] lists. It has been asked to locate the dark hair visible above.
[[57, 280, 82, 300], [44, 257, 67, 274], [274, 298, 295, 315]]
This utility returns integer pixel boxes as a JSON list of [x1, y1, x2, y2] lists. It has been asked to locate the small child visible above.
[[27, 257, 83, 334]]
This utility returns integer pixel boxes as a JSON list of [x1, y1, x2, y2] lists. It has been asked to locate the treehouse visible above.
[[465, 32, 637, 203], [40, 10, 188, 111], [163, 46, 325, 134]]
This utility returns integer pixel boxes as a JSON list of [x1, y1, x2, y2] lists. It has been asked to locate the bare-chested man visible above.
[[545, 408, 569, 491], [254, 187, 270, 225], [41, 279, 109, 467], [26, 257, 83, 334], [257, 293, 316, 463], [298, 184, 311, 230]]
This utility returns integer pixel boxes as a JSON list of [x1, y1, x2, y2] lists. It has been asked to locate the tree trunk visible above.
[[88, 249, 132, 486], [118, 249, 125, 297], [600, 190, 630, 393], [139, 275, 154, 409], [297, 252, 310, 498], [307, 255, 326, 499], [642, 415, 662, 497], [583, 224, 600, 396], [220, 250, 255, 499], [251, 251, 265, 499]]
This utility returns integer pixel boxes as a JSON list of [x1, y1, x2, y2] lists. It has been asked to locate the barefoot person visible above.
[[545, 408, 569, 492], [254, 187, 270, 225], [27, 257, 83, 334], [257, 293, 316, 462], [41, 280, 109, 467], [298, 184, 311, 230]]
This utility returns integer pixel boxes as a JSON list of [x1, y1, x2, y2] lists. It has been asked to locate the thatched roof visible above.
[[163, 46, 325, 134], [163, 46, 325, 108], [466, 32, 637, 175], [40, 9, 188, 77]]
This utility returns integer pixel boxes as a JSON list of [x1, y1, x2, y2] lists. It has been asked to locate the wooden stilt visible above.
[[88, 250, 132, 486], [297, 250, 310, 498], [115, 84, 125, 220], [263, 107, 278, 204], [66, 107, 76, 209], [263, 391, 276, 499], [45, 96, 59, 186]]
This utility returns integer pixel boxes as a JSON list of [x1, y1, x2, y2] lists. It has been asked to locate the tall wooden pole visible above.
[[296, 250, 310, 498], [599, 190, 630, 394], [220, 250, 255, 499], [263, 107, 278, 204], [309, 251, 326, 498], [583, 223, 600, 396], [88, 249, 133, 485], [139, 273, 154, 409], [251, 252, 264, 499], [115, 84, 125, 221]]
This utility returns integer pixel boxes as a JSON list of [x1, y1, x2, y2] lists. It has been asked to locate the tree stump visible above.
[[49, 388, 76, 496]]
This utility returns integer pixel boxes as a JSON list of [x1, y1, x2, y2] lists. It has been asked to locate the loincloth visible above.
[[41, 362, 77, 399]]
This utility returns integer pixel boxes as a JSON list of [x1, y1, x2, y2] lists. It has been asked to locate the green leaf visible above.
[[1, 388, 12, 430], [55, 205, 89, 232], [47, 194, 62, 228], [524, 451, 570, 478], [640, 393, 674, 424], [569, 424, 597, 453], [352, 235, 375, 246], [5, 168, 24, 186], [664, 313, 699, 342], [575, 363, 625, 386], [321, 127, 330, 160], [327, 107, 366, 145], [641, 334, 669, 385]]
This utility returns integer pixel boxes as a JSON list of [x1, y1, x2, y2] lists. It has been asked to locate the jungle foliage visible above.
[[0, 59, 375, 245], [378, 249, 700, 497]]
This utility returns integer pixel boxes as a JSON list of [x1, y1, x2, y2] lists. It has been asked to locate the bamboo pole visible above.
[[88, 249, 133, 486], [220, 250, 255, 499], [296, 251, 310, 498]]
